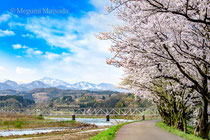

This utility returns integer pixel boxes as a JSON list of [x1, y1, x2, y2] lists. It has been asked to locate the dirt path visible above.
[[115, 120, 184, 140]]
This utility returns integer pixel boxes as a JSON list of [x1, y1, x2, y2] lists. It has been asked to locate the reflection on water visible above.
[[46, 117, 133, 126], [0, 129, 64, 137]]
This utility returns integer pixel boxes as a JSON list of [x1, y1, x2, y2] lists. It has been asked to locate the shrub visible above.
[[36, 115, 44, 120], [14, 121, 22, 128], [3, 121, 10, 125]]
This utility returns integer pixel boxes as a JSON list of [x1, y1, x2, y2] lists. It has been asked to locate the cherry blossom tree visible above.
[[98, 0, 209, 138]]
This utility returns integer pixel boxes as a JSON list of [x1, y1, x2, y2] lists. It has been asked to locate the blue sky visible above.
[[0, 0, 123, 84]]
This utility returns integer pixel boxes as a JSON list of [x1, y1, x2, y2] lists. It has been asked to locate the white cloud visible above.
[[12, 44, 22, 49], [16, 67, 36, 74], [12, 44, 28, 50], [34, 50, 43, 55], [22, 33, 34, 38], [0, 14, 11, 24], [26, 48, 43, 56], [44, 52, 60, 60], [89, 0, 110, 11], [0, 29, 15, 37], [0, 66, 6, 72]]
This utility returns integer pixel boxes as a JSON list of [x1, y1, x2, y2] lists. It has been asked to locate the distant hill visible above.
[[0, 88, 120, 103], [0, 95, 35, 108], [0, 77, 127, 92], [50, 93, 153, 108]]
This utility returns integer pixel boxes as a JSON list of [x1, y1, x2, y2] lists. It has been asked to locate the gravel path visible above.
[[115, 120, 185, 140]]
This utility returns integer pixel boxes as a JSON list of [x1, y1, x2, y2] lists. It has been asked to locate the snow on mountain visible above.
[[21, 81, 49, 89], [4, 80, 19, 88], [0, 83, 12, 90], [72, 81, 96, 90], [96, 83, 116, 90], [39, 77, 71, 87], [0, 77, 127, 92]]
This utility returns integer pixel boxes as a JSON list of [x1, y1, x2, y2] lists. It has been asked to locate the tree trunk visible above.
[[183, 119, 187, 133], [199, 97, 209, 139]]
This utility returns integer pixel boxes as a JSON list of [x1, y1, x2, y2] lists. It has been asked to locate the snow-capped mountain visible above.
[[72, 81, 96, 90], [96, 83, 116, 91], [39, 77, 71, 87], [0, 82, 12, 90], [21, 81, 49, 89], [0, 80, 26, 91], [0, 77, 127, 92], [4, 80, 19, 88]]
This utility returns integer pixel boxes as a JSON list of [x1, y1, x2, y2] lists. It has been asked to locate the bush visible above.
[[14, 121, 22, 128], [36, 115, 44, 120], [3, 121, 10, 125]]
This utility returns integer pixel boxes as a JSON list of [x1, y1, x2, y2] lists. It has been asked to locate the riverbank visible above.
[[0, 127, 107, 140], [0, 114, 134, 139], [0, 114, 93, 130], [89, 121, 135, 140], [0, 114, 98, 139]]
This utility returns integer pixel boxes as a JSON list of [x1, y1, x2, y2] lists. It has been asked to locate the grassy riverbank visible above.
[[156, 121, 204, 140], [0, 114, 94, 130], [89, 121, 135, 140], [0, 114, 100, 140], [0, 127, 103, 140]]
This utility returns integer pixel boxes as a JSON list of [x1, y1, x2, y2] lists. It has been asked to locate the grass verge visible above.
[[156, 121, 204, 140], [89, 121, 135, 140]]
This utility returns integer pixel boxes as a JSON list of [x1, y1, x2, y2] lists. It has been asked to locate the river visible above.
[[45, 117, 133, 126]]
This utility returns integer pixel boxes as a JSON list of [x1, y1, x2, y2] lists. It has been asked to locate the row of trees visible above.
[[99, 0, 209, 138]]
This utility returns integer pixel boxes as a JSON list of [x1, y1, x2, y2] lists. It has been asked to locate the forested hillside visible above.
[[0, 95, 35, 108], [49, 93, 153, 108]]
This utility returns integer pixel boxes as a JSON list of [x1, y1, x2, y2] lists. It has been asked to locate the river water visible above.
[[0, 129, 65, 137], [45, 117, 133, 126], [0, 117, 133, 137]]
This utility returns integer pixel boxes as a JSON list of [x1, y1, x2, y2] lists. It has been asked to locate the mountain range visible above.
[[0, 77, 125, 92]]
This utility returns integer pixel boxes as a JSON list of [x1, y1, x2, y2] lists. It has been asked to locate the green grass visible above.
[[57, 120, 76, 123], [156, 121, 204, 140], [14, 121, 22, 128], [89, 121, 135, 140], [35, 115, 44, 120], [0, 119, 77, 130]]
